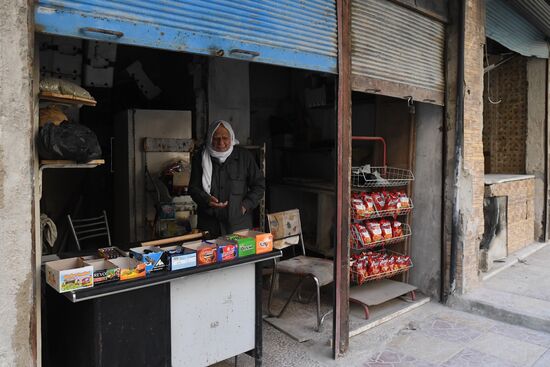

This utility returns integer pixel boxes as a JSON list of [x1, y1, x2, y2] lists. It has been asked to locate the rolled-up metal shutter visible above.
[[35, 0, 337, 74], [351, 0, 445, 105], [486, 0, 549, 59]]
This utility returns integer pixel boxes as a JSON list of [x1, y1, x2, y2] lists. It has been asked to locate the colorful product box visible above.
[[234, 230, 273, 254], [217, 242, 238, 262], [82, 258, 120, 284], [45, 258, 94, 293], [109, 257, 146, 281], [218, 234, 256, 257], [163, 245, 197, 271], [129, 246, 167, 273], [195, 242, 218, 265]]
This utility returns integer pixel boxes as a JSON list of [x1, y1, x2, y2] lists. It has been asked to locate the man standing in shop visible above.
[[189, 120, 265, 238]]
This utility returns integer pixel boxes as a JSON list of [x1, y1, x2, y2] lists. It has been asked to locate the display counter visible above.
[[42, 251, 281, 367]]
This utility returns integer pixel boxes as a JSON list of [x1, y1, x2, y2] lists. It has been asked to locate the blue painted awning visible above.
[[486, 0, 549, 58], [35, 0, 338, 74]]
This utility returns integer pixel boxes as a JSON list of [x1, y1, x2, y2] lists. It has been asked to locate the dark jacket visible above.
[[188, 146, 265, 238]]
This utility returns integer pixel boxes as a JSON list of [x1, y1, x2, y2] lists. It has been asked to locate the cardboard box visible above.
[[197, 242, 218, 265], [218, 235, 256, 257], [82, 258, 120, 284], [45, 258, 94, 293], [109, 257, 146, 281], [217, 242, 238, 262], [163, 245, 197, 271], [129, 246, 167, 273], [234, 230, 273, 254]]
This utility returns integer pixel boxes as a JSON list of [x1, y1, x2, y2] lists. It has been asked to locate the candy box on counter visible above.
[[109, 257, 146, 281], [129, 246, 167, 273], [183, 241, 218, 266], [81, 258, 120, 284], [217, 242, 238, 262], [162, 245, 197, 271], [98, 246, 127, 260], [45, 258, 94, 293], [234, 230, 273, 254], [217, 234, 255, 257]]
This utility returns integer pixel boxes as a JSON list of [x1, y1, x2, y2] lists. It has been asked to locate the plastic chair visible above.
[[267, 209, 333, 331], [67, 210, 111, 251]]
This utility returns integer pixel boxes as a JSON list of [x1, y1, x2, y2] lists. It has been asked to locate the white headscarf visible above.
[[202, 120, 239, 193]]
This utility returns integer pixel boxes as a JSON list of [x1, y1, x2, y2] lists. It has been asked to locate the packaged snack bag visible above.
[[368, 258, 381, 275], [392, 221, 403, 237], [380, 220, 393, 239], [397, 192, 411, 208], [352, 197, 368, 219], [371, 192, 386, 211], [387, 256, 396, 271], [361, 193, 376, 216], [380, 258, 390, 273], [351, 224, 371, 248], [385, 192, 399, 211], [365, 221, 383, 242]]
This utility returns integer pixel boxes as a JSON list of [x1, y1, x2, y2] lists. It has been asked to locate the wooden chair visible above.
[[67, 210, 111, 251], [267, 209, 333, 331]]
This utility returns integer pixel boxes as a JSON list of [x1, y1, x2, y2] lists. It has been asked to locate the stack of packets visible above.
[[350, 251, 412, 285]]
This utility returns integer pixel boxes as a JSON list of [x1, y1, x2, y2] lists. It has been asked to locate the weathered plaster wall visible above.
[[0, 1, 37, 366], [410, 103, 443, 299], [456, 0, 485, 293], [526, 59, 547, 241]]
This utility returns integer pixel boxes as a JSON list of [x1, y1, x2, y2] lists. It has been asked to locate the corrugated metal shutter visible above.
[[35, 0, 337, 73], [486, 0, 549, 59], [509, 0, 550, 39], [351, 0, 445, 105]]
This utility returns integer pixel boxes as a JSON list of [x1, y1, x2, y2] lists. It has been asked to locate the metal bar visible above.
[[72, 215, 106, 223], [254, 262, 263, 367], [143, 137, 194, 152], [351, 136, 387, 167], [334, 0, 352, 358]]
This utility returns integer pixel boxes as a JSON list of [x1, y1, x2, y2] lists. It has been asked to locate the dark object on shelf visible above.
[[37, 122, 102, 163]]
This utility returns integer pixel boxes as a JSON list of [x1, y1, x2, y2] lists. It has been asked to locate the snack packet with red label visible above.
[[385, 192, 399, 211], [371, 192, 386, 211], [379, 258, 390, 273], [397, 192, 411, 209], [380, 220, 393, 239], [392, 221, 403, 237], [361, 193, 376, 217], [352, 197, 368, 219], [352, 223, 371, 247], [365, 221, 383, 242], [368, 258, 381, 275]]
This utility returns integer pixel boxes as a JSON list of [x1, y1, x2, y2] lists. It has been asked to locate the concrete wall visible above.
[[410, 103, 443, 299], [526, 59, 547, 241], [0, 1, 37, 366], [208, 58, 250, 144]]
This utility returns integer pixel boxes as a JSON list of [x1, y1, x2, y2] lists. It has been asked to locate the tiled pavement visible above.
[[217, 300, 550, 366]]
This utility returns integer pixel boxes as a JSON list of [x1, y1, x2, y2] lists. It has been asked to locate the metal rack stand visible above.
[[348, 136, 416, 319]]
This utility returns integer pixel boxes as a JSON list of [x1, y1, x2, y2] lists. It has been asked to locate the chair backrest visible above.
[[67, 210, 111, 251], [267, 209, 306, 255]]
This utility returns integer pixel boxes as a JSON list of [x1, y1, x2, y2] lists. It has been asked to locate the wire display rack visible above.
[[351, 200, 413, 221], [349, 249, 413, 286], [350, 223, 411, 251], [352, 166, 414, 189]]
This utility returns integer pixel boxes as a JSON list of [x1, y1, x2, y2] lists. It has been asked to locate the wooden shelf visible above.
[[40, 159, 105, 169], [39, 91, 97, 106]]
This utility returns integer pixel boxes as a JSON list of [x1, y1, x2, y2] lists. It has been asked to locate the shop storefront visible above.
[[34, 1, 346, 366]]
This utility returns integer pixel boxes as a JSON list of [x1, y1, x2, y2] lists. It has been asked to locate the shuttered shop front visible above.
[[35, 0, 337, 74], [351, 0, 446, 105]]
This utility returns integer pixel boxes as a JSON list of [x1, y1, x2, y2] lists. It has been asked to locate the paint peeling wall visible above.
[[0, 1, 36, 366]]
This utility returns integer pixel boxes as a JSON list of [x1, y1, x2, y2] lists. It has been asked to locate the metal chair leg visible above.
[[267, 261, 277, 316], [312, 276, 322, 331]]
